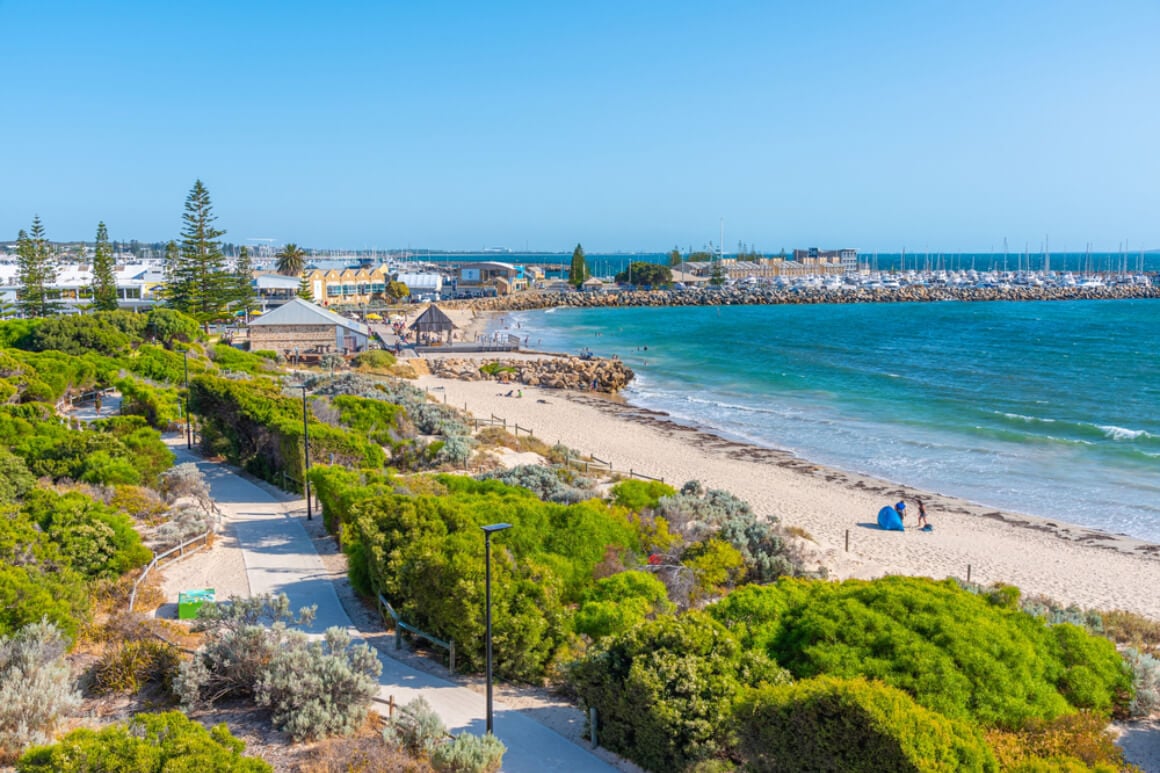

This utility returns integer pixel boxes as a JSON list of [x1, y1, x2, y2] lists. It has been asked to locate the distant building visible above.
[[0, 260, 165, 311], [793, 248, 858, 273], [302, 265, 394, 306], [456, 262, 527, 295], [248, 298, 369, 359]]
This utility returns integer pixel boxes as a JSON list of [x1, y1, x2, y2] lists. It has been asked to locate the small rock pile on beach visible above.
[[449, 283, 1160, 313], [426, 356, 634, 393]]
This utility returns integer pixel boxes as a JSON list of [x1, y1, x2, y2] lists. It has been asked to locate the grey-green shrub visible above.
[[1123, 647, 1160, 717], [382, 697, 447, 756], [255, 626, 382, 741], [175, 594, 316, 708], [657, 481, 795, 582], [0, 619, 81, 755], [480, 464, 595, 504], [430, 732, 506, 773]]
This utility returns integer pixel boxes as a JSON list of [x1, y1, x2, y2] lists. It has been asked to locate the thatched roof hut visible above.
[[409, 304, 457, 343]]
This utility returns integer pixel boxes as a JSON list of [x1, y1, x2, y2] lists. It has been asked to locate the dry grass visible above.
[[294, 713, 435, 773], [783, 525, 815, 542], [1100, 610, 1160, 657]]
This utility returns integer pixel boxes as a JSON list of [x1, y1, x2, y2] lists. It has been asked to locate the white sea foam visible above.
[[1099, 425, 1153, 441]]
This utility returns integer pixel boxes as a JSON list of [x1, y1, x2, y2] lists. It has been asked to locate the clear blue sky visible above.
[[1, 1, 1156, 253]]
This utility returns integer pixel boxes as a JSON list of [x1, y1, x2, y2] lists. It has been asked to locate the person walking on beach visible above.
[[916, 498, 929, 529]]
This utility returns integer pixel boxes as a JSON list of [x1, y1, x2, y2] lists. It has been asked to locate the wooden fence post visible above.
[[845, 529, 850, 552]]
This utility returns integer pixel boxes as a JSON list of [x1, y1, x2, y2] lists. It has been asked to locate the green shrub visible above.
[[353, 349, 397, 370], [574, 571, 674, 639], [333, 394, 407, 448], [144, 308, 201, 347], [568, 612, 789, 772], [211, 343, 275, 374], [709, 577, 1132, 728], [430, 732, 507, 773], [17, 711, 271, 772], [21, 313, 138, 356], [348, 476, 644, 679], [22, 489, 152, 580], [733, 676, 997, 773], [610, 479, 676, 511]]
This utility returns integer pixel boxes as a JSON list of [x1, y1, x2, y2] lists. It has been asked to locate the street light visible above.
[[291, 383, 313, 520], [481, 522, 512, 735], [183, 350, 192, 450]]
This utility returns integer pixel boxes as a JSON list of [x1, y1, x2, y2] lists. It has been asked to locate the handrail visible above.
[[128, 530, 213, 612], [378, 594, 456, 674]]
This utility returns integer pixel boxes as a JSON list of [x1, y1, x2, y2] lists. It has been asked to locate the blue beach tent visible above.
[[877, 505, 905, 531]]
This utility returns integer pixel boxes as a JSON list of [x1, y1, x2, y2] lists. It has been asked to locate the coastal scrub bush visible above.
[[382, 697, 448, 756], [733, 676, 998, 773], [0, 448, 36, 503], [0, 619, 81, 759], [176, 593, 317, 707], [210, 343, 275, 374], [126, 343, 188, 383], [430, 732, 507, 773], [353, 349, 397, 370], [93, 638, 180, 694], [116, 376, 182, 429], [984, 711, 1135, 772], [348, 475, 640, 678], [332, 394, 407, 449], [710, 576, 1132, 728], [568, 611, 790, 772], [610, 478, 676, 511], [255, 626, 383, 741], [574, 571, 674, 639], [1122, 648, 1160, 717], [144, 308, 201, 347], [16, 711, 271, 772], [21, 488, 152, 580], [479, 464, 596, 504], [656, 482, 796, 583], [21, 312, 139, 356]]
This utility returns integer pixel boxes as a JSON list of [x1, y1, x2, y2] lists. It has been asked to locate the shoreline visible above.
[[415, 316, 1160, 618]]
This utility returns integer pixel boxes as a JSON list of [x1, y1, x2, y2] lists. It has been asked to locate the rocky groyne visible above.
[[426, 356, 634, 393], [447, 283, 1160, 313]]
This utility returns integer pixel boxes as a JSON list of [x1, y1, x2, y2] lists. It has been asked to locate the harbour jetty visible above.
[[427, 356, 634, 393], [449, 282, 1160, 313]]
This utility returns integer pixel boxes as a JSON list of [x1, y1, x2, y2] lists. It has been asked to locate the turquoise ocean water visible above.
[[507, 299, 1160, 541]]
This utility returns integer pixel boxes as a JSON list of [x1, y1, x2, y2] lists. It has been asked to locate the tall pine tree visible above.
[[91, 221, 119, 311], [231, 245, 257, 316], [16, 215, 61, 318], [569, 243, 590, 287], [166, 180, 230, 317]]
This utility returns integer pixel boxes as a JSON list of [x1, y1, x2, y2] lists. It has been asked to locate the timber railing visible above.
[[128, 530, 213, 612], [378, 594, 456, 674]]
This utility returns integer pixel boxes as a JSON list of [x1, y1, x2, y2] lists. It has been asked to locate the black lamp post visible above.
[[297, 383, 312, 520], [481, 522, 512, 734], [183, 350, 192, 450]]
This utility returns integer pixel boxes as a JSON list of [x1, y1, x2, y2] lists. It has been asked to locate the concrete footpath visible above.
[[166, 438, 619, 772]]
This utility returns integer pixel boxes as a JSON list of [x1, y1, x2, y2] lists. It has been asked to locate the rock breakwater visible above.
[[426, 356, 634, 393], [448, 283, 1160, 313]]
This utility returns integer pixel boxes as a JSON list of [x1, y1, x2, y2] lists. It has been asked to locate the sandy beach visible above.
[[408, 308, 1160, 619]]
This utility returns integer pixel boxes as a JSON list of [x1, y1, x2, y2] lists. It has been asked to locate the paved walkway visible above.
[[166, 438, 618, 773]]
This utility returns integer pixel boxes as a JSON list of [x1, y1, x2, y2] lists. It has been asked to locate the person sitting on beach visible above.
[[504, 390, 514, 397], [895, 501, 906, 521]]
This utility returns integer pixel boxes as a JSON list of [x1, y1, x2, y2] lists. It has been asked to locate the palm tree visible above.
[[276, 243, 307, 276]]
